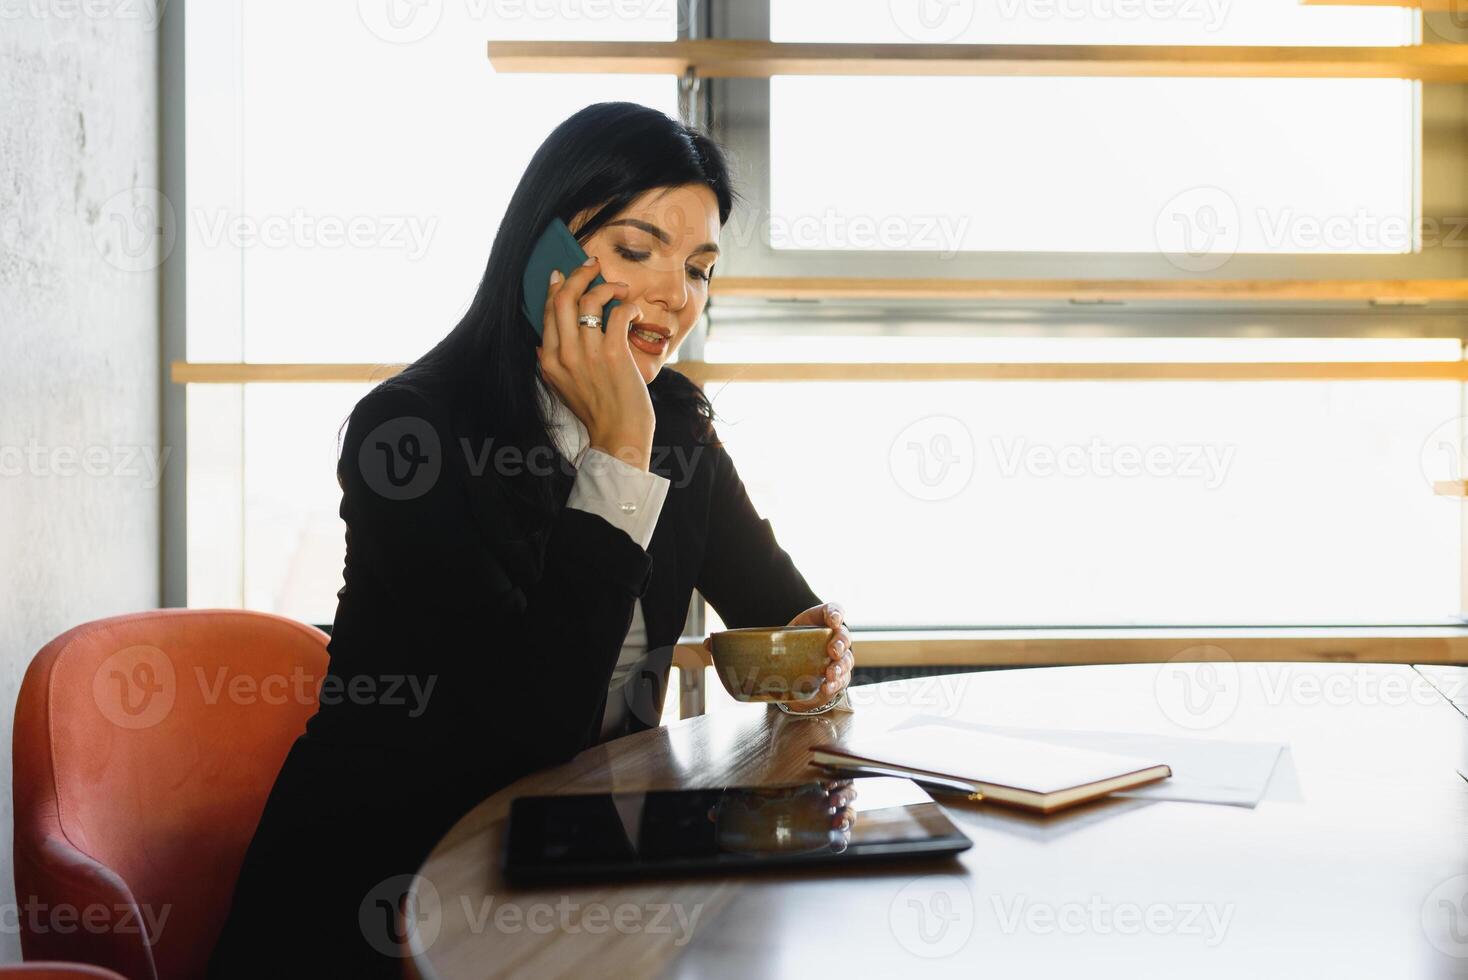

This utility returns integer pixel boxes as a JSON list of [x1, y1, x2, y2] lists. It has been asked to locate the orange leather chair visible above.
[[13, 609, 330, 980], [0, 965, 130, 979]]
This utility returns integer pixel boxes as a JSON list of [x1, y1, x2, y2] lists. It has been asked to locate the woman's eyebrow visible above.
[[605, 218, 720, 257]]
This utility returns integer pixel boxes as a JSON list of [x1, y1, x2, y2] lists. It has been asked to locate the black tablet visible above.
[[502, 777, 972, 885]]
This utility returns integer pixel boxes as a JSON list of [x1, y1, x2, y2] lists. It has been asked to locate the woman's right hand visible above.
[[537, 255, 656, 472]]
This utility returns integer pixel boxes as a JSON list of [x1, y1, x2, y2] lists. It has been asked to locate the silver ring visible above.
[[577, 314, 602, 330]]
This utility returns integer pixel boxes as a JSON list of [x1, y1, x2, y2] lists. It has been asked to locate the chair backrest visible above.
[[13, 609, 330, 980]]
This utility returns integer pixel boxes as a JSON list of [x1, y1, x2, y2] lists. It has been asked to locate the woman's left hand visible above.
[[782, 601, 853, 710], [699, 602, 854, 710]]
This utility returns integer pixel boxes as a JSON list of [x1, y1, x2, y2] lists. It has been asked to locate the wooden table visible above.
[[407, 663, 1468, 979]]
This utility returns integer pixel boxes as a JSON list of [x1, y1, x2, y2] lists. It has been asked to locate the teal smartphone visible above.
[[521, 217, 621, 342]]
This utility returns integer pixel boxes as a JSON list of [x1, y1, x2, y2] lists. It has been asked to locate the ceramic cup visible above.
[[707, 625, 833, 703]]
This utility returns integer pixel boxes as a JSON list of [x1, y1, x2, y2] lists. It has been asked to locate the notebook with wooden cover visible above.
[[810, 725, 1172, 814]]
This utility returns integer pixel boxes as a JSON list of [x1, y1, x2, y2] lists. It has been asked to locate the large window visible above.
[[771, 0, 1416, 257], [188, 2, 678, 366], [699, 336, 1462, 629], [770, 75, 1415, 255]]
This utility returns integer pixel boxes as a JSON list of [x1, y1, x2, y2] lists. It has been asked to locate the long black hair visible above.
[[372, 101, 740, 522]]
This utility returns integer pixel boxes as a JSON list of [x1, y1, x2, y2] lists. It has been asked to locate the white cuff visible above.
[[565, 447, 670, 550]]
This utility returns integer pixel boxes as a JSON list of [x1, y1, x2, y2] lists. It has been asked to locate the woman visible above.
[[208, 101, 853, 977]]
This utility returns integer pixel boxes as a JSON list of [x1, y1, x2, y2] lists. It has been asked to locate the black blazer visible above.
[[210, 370, 821, 977]]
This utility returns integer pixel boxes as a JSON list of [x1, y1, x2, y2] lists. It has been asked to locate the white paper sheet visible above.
[[896, 717, 1286, 808], [844, 776, 935, 814]]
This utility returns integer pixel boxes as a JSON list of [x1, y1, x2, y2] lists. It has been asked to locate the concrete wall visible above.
[[0, 6, 162, 962]]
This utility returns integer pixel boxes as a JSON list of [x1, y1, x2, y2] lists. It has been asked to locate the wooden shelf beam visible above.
[[171, 361, 1468, 385], [711, 277, 1468, 304], [680, 627, 1468, 668], [487, 39, 1468, 81], [170, 362, 407, 384], [677, 362, 1468, 383]]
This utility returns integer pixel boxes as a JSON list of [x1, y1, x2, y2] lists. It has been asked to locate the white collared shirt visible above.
[[535, 375, 670, 740]]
